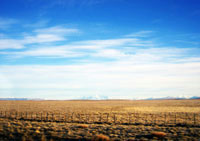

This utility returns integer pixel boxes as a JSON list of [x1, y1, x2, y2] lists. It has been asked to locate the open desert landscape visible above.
[[0, 99, 200, 140], [1, 1, 200, 140]]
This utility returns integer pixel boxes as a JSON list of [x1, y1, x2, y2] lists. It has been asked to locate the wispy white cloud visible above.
[[125, 30, 154, 38], [0, 17, 18, 29], [0, 39, 24, 49], [0, 22, 200, 99], [0, 25, 79, 50], [24, 20, 49, 28], [0, 37, 149, 57], [174, 40, 200, 45], [13, 47, 84, 58], [0, 61, 200, 99], [24, 34, 65, 44], [93, 49, 127, 58], [1, 33, 198, 63], [71, 38, 137, 49], [34, 26, 79, 35], [25, 26, 79, 44]]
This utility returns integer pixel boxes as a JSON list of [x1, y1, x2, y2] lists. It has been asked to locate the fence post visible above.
[[65, 113, 67, 122], [99, 113, 102, 123], [25, 112, 27, 120], [87, 114, 90, 123], [35, 113, 38, 120], [77, 113, 81, 123], [106, 113, 109, 123], [46, 112, 48, 121], [8, 112, 11, 118], [194, 113, 196, 125], [113, 113, 116, 124], [30, 112, 33, 120], [16, 112, 18, 119], [71, 112, 74, 122], [128, 113, 131, 125], [20, 112, 23, 119], [145, 113, 147, 125], [154, 114, 157, 125], [174, 113, 176, 125], [41, 113, 43, 121], [52, 113, 54, 121]]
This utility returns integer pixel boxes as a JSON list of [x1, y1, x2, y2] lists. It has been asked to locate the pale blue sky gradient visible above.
[[0, 0, 200, 99]]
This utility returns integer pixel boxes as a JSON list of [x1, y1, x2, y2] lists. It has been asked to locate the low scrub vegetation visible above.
[[0, 99, 200, 140]]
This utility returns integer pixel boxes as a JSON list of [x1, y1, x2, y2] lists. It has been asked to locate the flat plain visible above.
[[0, 99, 200, 140]]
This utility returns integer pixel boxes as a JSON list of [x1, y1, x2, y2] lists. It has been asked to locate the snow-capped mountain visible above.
[[80, 95, 109, 100]]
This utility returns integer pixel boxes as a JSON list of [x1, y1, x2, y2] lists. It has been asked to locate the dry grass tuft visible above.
[[77, 124, 89, 128], [35, 129, 40, 134], [92, 134, 110, 141], [152, 132, 166, 138]]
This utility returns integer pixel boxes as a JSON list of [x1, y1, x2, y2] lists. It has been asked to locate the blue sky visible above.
[[0, 0, 200, 99]]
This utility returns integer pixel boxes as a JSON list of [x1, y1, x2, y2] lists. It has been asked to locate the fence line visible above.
[[0, 111, 199, 126]]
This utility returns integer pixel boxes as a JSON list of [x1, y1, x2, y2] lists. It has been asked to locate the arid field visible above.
[[0, 99, 200, 140]]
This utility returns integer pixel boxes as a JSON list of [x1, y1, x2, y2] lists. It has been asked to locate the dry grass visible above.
[[0, 99, 199, 126], [92, 134, 110, 141], [0, 99, 200, 114], [151, 132, 167, 138], [77, 124, 89, 128], [0, 116, 200, 140], [0, 99, 200, 140]]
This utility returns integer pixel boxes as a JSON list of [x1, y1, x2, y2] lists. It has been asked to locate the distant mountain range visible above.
[[145, 96, 200, 100], [0, 98, 44, 101], [80, 95, 109, 100], [0, 96, 199, 101]]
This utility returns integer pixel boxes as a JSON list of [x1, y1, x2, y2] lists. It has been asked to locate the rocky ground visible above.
[[0, 118, 200, 141]]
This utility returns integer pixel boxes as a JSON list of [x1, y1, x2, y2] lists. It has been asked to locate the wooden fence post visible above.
[[128, 113, 131, 125], [20, 112, 23, 119], [41, 113, 43, 121], [194, 113, 196, 125], [113, 113, 116, 124], [65, 113, 67, 122], [164, 113, 167, 125], [154, 114, 157, 125], [52, 113, 55, 121], [46, 112, 48, 121], [99, 113, 102, 123], [35, 113, 37, 120], [15, 112, 18, 119], [174, 113, 176, 125], [8, 112, 10, 118], [30, 112, 33, 120], [145, 113, 147, 125], [78, 113, 81, 123], [106, 113, 109, 123], [87, 114, 90, 123], [71, 112, 74, 122]]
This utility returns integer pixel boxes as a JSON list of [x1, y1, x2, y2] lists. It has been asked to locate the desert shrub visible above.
[[77, 124, 89, 128], [92, 134, 110, 141], [151, 132, 166, 138]]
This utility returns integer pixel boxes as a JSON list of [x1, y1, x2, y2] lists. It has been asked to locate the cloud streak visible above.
[[0, 61, 200, 99], [0, 17, 18, 30], [0, 25, 79, 50], [0, 20, 200, 99]]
